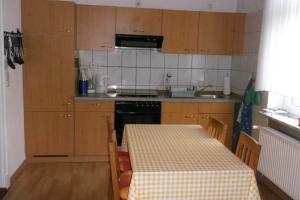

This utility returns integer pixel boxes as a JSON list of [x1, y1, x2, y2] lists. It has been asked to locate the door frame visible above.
[[0, 0, 9, 188]]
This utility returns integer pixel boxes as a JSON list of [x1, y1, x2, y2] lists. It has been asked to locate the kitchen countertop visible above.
[[75, 90, 241, 103]]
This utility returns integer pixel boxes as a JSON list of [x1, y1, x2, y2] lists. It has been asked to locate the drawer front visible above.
[[162, 102, 198, 114], [198, 102, 234, 114], [161, 113, 198, 125], [75, 100, 115, 112]]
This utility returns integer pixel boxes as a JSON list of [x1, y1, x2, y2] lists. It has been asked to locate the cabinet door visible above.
[[75, 112, 114, 156], [198, 113, 233, 149], [48, 1, 75, 35], [198, 12, 234, 55], [76, 5, 116, 51], [23, 35, 74, 111], [162, 10, 199, 54], [162, 113, 198, 124], [25, 112, 74, 156], [116, 7, 162, 35], [233, 13, 246, 55], [22, 0, 74, 34]]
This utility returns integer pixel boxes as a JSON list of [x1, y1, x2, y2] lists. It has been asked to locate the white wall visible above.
[[70, 0, 238, 12], [233, 0, 268, 139], [0, 0, 25, 187]]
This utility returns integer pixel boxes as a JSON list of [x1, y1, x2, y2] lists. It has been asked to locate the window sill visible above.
[[260, 109, 300, 133]]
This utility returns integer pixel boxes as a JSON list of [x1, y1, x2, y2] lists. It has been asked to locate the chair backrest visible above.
[[207, 117, 228, 145], [235, 132, 261, 173], [108, 142, 120, 200]]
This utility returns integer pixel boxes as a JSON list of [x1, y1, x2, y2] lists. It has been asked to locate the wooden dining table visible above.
[[121, 124, 260, 200]]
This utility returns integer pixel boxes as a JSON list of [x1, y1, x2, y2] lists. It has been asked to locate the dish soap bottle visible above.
[[78, 70, 88, 96], [165, 73, 172, 93]]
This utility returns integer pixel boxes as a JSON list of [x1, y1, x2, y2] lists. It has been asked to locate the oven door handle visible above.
[[115, 111, 160, 115]]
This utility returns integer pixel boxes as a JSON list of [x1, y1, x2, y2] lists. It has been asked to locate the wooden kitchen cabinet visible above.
[[233, 13, 246, 55], [75, 112, 114, 156], [22, 0, 75, 35], [23, 34, 75, 111], [198, 12, 234, 55], [116, 7, 163, 35], [22, 0, 76, 158], [25, 112, 74, 156], [76, 5, 116, 51], [161, 102, 198, 124], [75, 100, 115, 157], [161, 10, 199, 54]]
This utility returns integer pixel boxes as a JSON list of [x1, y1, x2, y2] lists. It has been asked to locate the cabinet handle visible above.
[[66, 30, 71, 33], [199, 116, 209, 119], [184, 115, 193, 119], [95, 103, 101, 107], [100, 45, 112, 49], [62, 114, 72, 119]]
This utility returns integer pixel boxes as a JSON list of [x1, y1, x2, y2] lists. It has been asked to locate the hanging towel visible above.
[[237, 78, 261, 135]]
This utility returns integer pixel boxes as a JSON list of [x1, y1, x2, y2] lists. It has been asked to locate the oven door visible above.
[[115, 111, 161, 145]]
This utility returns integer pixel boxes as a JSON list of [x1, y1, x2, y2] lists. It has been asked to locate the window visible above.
[[256, 0, 300, 100]]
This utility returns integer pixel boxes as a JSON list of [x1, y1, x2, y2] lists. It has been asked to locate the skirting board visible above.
[[25, 156, 109, 163]]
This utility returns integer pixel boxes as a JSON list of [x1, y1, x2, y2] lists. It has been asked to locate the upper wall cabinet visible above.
[[161, 10, 199, 54], [116, 7, 163, 35], [198, 12, 234, 55], [76, 5, 116, 51], [22, 0, 75, 35], [233, 13, 246, 55]]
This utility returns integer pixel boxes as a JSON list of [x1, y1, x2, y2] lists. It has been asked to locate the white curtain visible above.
[[256, 0, 300, 98]]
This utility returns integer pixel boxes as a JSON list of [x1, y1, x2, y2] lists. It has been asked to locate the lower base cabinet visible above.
[[75, 112, 114, 156], [25, 112, 74, 156]]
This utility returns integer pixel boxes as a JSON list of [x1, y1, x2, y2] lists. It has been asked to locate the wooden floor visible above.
[[3, 162, 110, 200], [3, 162, 284, 200]]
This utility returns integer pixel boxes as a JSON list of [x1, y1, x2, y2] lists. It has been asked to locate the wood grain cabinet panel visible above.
[[25, 112, 74, 156], [198, 102, 234, 114], [161, 10, 199, 54], [233, 13, 246, 55], [162, 102, 198, 114], [162, 113, 198, 124], [76, 5, 116, 51], [75, 112, 114, 156], [161, 102, 198, 124], [22, 1, 75, 35], [198, 12, 234, 55], [23, 35, 74, 111], [116, 7, 162, 35], [75, 101, 115, 112]]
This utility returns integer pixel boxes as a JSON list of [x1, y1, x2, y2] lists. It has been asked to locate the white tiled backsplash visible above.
[[79, 49, 232, 90]]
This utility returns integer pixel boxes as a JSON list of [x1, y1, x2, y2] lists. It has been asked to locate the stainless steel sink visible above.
[[196, 94, 225, 99]]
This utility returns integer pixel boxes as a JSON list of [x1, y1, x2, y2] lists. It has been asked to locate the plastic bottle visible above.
[[78, 70, 88, 96]]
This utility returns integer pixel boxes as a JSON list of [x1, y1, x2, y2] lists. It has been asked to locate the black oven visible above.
[[115, 101, 161, 145]]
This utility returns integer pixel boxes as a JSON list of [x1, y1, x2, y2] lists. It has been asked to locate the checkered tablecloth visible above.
[[121, 124, 260, 200]]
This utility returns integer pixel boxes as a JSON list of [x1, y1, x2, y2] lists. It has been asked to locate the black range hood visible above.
[[115, 34, 163, 49]]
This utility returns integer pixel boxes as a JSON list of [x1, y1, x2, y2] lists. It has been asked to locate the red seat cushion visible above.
[[118, 151, 129, 157], [119, 161, 132, 172]]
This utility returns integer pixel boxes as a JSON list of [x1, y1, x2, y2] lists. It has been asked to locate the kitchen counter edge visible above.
[[75, 94, 241, 103]]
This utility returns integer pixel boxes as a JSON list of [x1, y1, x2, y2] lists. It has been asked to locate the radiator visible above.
[[258, 127, 300, 200]]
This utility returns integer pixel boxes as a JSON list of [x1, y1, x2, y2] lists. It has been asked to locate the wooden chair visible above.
[[235, 132, 261, 173], [207, 117, 228, 145], [110, 127, 130, 162], [109, 142, 132, 200]]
